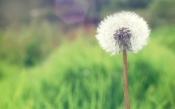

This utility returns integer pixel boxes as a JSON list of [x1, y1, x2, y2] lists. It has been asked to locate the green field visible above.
[[0, 26, 175, 109]]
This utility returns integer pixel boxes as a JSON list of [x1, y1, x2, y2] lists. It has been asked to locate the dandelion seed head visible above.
[[96, 11, 150, 55]]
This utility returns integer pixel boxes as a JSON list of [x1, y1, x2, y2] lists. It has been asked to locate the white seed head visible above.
[[96, 11, 150, 55]]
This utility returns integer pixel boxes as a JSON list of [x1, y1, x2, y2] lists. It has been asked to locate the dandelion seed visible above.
[[96, 11, 150, 55]]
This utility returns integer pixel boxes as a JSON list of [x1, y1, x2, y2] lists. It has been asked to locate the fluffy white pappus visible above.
[[96, 11, 150, 55]]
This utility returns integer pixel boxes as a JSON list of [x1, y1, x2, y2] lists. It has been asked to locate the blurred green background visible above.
[[0, 0, 175, 109]]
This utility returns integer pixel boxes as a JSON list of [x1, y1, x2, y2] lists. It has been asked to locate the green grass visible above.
[[0, 26, 175, 109], [152, 25, 175, 52]]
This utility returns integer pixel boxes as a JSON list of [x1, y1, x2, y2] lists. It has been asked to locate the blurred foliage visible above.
[[152, 26, 175, 52], [0, 22, 61, 67], [0, 26, 175, 109], [149, 0, 175, 27]]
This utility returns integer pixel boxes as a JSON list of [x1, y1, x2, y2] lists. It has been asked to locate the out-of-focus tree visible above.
[[88, 0, 153, 22], [113, 0, 153, 9], [127, 0, 153, 8], [149, 0, 175, 27]]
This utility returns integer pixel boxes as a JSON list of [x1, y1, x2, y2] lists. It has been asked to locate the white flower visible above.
[[96, 11, 150, 55]]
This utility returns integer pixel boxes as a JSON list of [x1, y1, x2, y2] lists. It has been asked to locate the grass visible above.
[[0, 26, 175, 109]]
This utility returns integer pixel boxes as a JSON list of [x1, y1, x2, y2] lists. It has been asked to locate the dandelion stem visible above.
[[123, 50, 130, 109]]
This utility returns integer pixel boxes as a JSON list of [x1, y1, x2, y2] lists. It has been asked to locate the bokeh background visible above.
[[0, 0, 175, 109]]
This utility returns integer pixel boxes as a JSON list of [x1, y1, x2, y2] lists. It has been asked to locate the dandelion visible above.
[[96, 11, 150, 109], [96, 11, 150, 55]]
